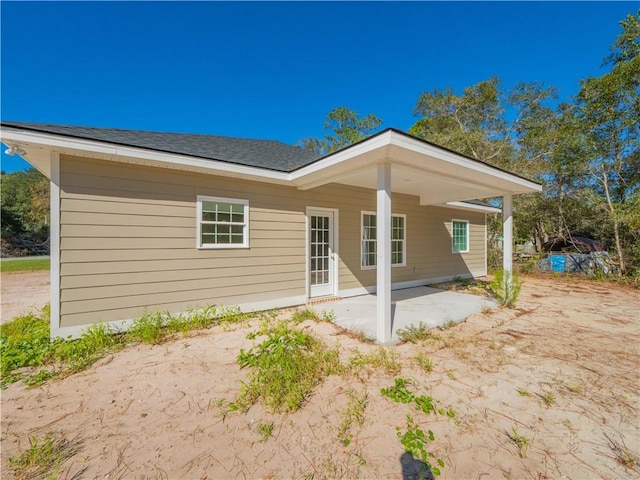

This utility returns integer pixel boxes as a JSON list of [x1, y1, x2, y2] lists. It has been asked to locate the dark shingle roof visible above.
[[0, 121, 319, 172]]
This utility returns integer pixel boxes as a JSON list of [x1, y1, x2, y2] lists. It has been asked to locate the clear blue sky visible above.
[[1, 1, 635, 172]]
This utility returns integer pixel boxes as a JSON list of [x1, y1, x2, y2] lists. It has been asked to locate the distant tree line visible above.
[[300, 11, 639, 277]]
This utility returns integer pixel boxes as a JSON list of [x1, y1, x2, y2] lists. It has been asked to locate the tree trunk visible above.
[[601, 165, 626, 275]]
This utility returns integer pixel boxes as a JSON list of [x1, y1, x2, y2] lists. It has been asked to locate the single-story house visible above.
[[0, 122, 541, 343]]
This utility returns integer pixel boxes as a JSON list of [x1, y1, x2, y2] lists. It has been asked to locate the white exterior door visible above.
[[308, 210, 335, 298]]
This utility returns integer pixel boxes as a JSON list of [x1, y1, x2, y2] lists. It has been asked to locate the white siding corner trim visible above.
[[49, 152, 61, 338]]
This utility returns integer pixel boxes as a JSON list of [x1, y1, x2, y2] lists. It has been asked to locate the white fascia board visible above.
[[0, 127, 290, 184], [442, 201, 502, 213], [389, 132, 542, 193], [290, 130, 392, 186]]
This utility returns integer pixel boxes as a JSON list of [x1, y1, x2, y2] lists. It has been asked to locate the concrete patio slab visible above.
[[327, 286, 497, 344]]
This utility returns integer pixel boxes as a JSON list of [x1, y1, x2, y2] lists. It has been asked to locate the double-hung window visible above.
[[197, 195, 249, 248], [361, 212, 406, 268], [451, 219, 469, 253]]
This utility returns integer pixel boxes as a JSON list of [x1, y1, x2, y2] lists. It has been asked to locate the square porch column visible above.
[[503, 193, 513, 277], [377, 163, 392, 344]]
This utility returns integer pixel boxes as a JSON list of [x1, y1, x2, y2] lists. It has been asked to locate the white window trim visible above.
[[391, 213, 407, 268], [360, 211, 406, 269], [452, 218, 469, 254], [197, 195, 249, 249]]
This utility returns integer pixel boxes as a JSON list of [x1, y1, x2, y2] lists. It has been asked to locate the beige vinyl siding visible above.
[[59, 154, 487, 328]]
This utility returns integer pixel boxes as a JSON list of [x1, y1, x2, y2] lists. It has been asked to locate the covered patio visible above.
[[292, 129, 542, 344], [327, 286, 496, 343]]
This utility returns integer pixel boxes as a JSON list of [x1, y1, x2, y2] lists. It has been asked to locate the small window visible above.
[[361, 212, 406, 268], [197, 195, 249, 248], [362, 213, 377, 268], [392, 215, 406, 265], [452, 219, 469, 253]]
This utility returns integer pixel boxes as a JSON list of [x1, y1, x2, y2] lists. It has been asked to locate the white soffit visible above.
[[440, 201, 502, 214]]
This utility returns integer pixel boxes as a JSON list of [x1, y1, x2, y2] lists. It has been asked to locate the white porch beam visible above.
[[377, 163, 392, 344], [503, 193, 513, 276]]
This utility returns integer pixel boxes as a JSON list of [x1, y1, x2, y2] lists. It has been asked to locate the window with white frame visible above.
[[361, 212, 406, 268], [197, 195, 249, 248], [451, 219, 469, 253]]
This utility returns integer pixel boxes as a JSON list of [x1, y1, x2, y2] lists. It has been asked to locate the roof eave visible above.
[[0, 126, 292, 184]]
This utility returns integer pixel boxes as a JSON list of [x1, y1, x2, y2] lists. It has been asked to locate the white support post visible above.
[[377, 163, 392, 344], [503, 193, 513, 277]]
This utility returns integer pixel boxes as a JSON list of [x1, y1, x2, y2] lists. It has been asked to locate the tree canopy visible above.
[[299, 106, 382, 156], [1, 168, 50, 255]]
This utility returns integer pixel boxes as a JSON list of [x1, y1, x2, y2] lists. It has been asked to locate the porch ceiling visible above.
[[291, 130, 541, 205]]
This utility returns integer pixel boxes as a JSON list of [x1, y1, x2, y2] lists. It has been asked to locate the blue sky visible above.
[[1, 1, 635, 172]]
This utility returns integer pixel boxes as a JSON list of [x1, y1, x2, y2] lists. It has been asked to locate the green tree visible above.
[[409, 77, 512, 167], [577, 11, 640, 274], [1, 168, 50, 254], [300, 106, 382, 156]]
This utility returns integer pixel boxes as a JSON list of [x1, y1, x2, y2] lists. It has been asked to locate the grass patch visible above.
[[231, 322, 341, 413], [290, 307, 335, 324], [8, 432, 82, 480], [415, 353, 433, 372], [290, 307, 321, 323], [1, 306, 52, 385], [1, 258, 50, 273], [347, 347, 401, 378], [1, 304, 247, 387], [397, 322, 432, 343], [256, 421, 275, 442]]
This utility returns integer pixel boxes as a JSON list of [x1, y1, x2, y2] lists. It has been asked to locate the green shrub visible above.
[[232, 323, 341, 413], [0, 306, 51, 383], [489, 269, 522, 307]]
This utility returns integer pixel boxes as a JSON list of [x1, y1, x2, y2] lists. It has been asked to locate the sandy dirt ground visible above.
[[1, 275, 639, 479], [0, 270, 50, 323]]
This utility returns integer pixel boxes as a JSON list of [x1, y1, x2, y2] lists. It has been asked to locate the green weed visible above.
[[290, 307, 321, 323], [396, 323, 432, 343], [256, 421, 274, 442], [8, 432, 82, 480], [381, 378, 453, 476], [505, 428, 530, 458], [337, 388, 368, 446], [126, 311, 167, 344], [347, 347, 401, 377], [516, 388, 532, 397], [1, 303, 228, 387], [0, 306, 51, 384], [232, 322, 341, 413], [415, 353, 433, 372], [537, 390, 556, 407], [489, 270, 522, 308]]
